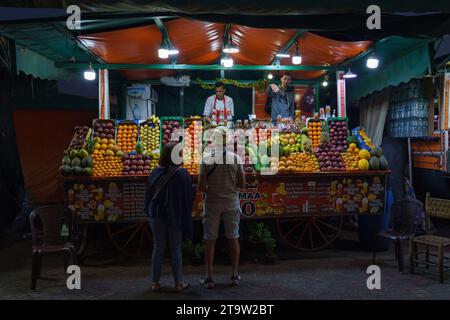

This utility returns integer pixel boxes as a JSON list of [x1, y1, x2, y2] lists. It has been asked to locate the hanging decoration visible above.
[[196, 78, 268, 93]]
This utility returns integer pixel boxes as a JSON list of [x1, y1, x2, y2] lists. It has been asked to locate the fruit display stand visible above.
[[62, 117, 390, 257]]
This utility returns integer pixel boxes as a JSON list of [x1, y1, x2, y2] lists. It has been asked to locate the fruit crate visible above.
[[67, 126, 92, 152], [160, 116, 184, 150], [116, 120, 140, 153], [326, 117, 349, 147], [92, 119, 116, 140], [139, 118, 160, 153]]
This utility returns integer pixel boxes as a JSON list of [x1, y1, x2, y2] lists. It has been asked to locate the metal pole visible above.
[[180, 87, 184, 117], [408, 138, 413, 185]]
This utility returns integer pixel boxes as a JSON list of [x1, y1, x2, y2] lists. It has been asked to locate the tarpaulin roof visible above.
[[1, 1, 450, 41], [77, 18, 371, 80]]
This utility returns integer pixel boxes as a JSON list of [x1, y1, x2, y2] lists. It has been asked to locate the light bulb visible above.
[[84, 64, 96, 81], [366, 54, 379, 69], [275, 52, 290, 58], [268, 73, 274, 80], [322, 80, 328, 87], [222, 56, 234, 68], [158, 48, 169, 59], [167, 47, 179, 55], [292, 54, 302, 65], [343, 69, 357, 79]]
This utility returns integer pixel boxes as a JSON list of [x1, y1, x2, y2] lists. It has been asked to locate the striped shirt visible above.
[[200, 150, 244, 202]]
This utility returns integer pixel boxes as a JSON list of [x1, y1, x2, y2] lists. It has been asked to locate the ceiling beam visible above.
[[56, 62, 339, 71], [270, 30, 307, 65], [51, 22, 106, 64], [154, 17, 177, 64]]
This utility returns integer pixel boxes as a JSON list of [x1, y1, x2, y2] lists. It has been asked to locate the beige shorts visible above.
[[203, 199, 241, 240]]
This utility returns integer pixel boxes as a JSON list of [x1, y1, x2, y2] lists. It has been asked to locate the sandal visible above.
[[199, 277, 215, 289], [175, 282, 190, 293], [151, 282, 161, 292], [230, 275, 241, 286]]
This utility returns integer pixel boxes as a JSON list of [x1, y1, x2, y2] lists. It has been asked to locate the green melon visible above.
[[69, 149, 79, 159], [379, 156, 389, 170], [62, 155, 71, 166], [83, 167, 93, 176], [369, 157, 380, 171], [59, 165, 72, 176], [71, 157, 82, 167], [371, 146, 383, 157], [73, 166, 83, 176], [81, 156, 93, 168]]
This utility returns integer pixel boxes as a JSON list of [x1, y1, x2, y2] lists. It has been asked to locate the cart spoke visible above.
[[308, 223, 314, 249], [316, 219, 339, 232], [285, 220, 306, 238], [111, 223, 140, 237], [312, 220, 329, 244], [295, 220, 311, 247], [121, 223, 143, 249], [137, 225, 145, 255]]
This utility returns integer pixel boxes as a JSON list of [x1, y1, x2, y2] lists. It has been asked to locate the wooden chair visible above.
[[30, 205, 77, 290], [409, 193, 450, 283], [372, 199, 423, 272]]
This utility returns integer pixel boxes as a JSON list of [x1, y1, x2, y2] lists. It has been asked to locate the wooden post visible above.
[[336, 71, 346, 117], [98, 69, 110, 119]]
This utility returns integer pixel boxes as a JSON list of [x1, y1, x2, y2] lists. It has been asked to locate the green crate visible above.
[[139, 118, 160, 152], [160, 116, 185, 150]]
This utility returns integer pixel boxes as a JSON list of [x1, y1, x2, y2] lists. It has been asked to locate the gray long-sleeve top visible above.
[[266, 85, 295, 121]]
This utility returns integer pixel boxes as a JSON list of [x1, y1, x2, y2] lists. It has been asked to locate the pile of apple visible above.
[[122, 154, 153, 176], [328, 120, 348, 149], [315, 143, 346, 172], [162, 119, 183, 145], [93, 120, 115, 140]]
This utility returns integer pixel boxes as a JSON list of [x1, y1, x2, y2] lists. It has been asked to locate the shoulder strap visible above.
[[152, 167, 179, 201]]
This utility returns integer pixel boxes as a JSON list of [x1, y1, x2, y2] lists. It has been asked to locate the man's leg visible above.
[[228, 238, 240, 277], [205, 240, 216, 280]]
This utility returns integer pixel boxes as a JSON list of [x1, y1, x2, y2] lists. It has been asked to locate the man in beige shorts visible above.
[[198, 126, 245, 289]]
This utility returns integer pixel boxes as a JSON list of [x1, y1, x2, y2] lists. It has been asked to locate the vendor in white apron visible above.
[[203, 81, 234, 124]]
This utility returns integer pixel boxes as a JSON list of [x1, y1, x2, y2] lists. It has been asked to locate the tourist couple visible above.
[[144, 126, 245, 292]]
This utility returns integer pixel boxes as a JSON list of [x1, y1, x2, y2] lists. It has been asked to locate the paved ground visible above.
[[1, 231, 449, 300]]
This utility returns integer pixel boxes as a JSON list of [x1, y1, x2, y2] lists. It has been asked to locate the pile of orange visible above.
[[183, 162, 199, 176], [278, 154, 320, 172], [92, 150, 123, 176], [342, 143, 360, 171], [307, 121, 322, 148], [116, 124, 138, 153]]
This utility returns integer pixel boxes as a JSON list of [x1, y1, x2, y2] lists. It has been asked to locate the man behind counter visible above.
[[266, 72, 294, 122], [203, 81, 234, 124]]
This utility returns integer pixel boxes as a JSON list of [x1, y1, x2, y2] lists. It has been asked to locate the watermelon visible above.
[[369, 157, 380, 170], [379, 156, 389, 170]]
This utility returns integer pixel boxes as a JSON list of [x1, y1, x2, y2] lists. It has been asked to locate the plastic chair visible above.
[[372, 199, 423, 272], [30, 205, 77, 290]]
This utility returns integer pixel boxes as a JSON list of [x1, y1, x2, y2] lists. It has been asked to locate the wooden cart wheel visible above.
[[106, 221, 153, 258], [276, 216, 343, 251], [72, 224, 88, 258]]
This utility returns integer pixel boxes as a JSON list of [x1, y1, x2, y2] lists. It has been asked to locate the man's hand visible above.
[[270, 84, 279, 93]]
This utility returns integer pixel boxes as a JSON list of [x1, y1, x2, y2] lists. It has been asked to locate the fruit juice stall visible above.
[[49, 16, 436, 258], [62, 112, 390, 257]]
